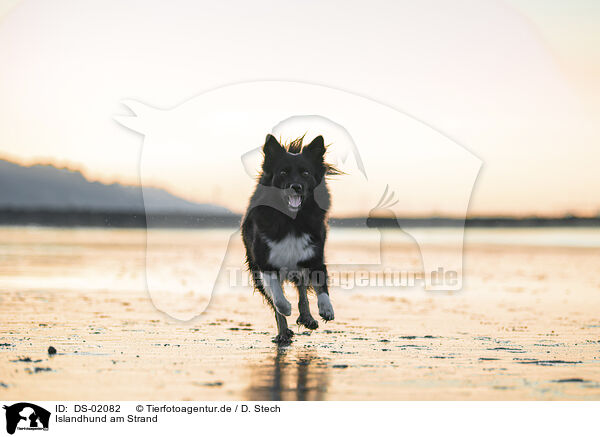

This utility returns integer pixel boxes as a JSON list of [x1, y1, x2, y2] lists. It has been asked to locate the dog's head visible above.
[[260, 134, 329, 213]]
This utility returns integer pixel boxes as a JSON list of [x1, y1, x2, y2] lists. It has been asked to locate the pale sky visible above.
[[0, 0, 599, 217]]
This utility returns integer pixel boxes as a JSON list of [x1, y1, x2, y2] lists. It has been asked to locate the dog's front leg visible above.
[[311, 265, 334, 321], [311, 264, 334, 321], [261, 271, 292, 316]]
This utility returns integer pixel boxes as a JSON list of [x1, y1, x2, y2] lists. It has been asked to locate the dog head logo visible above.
[[3, 403, 50, 435], [115, 81, 482, 321]]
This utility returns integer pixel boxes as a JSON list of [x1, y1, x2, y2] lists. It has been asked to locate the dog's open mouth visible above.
[[287, 194, 303, 211]]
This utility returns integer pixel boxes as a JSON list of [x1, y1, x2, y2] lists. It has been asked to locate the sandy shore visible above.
[[1, 227, 600, 400]]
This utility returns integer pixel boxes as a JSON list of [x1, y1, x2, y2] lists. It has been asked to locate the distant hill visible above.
[[0, 159, 232, 215]]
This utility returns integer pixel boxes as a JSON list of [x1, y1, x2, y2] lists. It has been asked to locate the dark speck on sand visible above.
[[193, 381, 223, 387], [517, 359, 582, 366], [11, 357, 41, 363], [25, 367, 52, 374]]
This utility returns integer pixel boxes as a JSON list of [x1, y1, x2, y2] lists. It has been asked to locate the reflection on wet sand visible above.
[[3, 227, 600, 400], [244, 348, 329, 401]]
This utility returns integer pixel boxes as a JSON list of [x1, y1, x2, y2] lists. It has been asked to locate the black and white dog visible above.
[[241, 134, 337, 344]]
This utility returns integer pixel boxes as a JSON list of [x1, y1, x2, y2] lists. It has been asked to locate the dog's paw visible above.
[[296, 314, 319, 330], [272, 328, 294, 344], [317, 294, 335, 321], [273, 297, 292, 316]]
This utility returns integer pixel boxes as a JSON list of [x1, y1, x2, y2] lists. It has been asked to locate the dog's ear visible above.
[[302, 135, 325, 162], [262, 134, 284, 170]]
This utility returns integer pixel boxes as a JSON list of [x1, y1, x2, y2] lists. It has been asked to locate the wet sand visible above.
[[1, 227, 600, 400]]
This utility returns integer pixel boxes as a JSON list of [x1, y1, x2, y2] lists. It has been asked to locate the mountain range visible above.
[[0, 158, 232, 215]]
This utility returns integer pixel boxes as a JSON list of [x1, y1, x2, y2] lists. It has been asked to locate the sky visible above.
[[0, 0, 599, 217]]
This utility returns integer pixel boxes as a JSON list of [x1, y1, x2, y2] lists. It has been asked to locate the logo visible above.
[[3, 403, 50, 435], [115, 81, 482, 321]]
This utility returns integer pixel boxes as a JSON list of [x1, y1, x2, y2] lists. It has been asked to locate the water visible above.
[[1, 226, 598, 296]]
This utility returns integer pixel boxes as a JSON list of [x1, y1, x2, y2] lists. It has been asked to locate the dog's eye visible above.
[[302, 170, 310, 177], [279, 170, 288, 176]]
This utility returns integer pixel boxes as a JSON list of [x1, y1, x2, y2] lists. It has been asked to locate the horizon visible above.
[[2, 153, 599, 220]]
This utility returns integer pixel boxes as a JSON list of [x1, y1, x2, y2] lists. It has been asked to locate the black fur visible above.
[[241, 134, 336, 344]]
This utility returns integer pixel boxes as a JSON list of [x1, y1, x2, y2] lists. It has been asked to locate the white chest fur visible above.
[[266, 233, 315, 270]]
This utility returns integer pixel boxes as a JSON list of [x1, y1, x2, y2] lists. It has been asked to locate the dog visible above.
[[241, 134, 338, 344]]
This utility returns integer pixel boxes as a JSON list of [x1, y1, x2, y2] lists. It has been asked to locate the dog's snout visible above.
[[290, 184, 303, 194]]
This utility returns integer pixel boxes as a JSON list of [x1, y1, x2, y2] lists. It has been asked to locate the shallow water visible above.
[[1, 226, 600, 400], [2, 226, 599, 295]]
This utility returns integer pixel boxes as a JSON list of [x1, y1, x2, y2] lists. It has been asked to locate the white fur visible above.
[[260, 271, 291, 316], [265, 233, 315, 270], [317, 293, 334, 320]]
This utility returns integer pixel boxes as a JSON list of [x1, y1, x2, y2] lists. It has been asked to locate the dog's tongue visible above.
[[289, 195, 302, 208]]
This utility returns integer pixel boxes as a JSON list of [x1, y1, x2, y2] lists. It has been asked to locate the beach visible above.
[[1, 226, 600, 400]]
